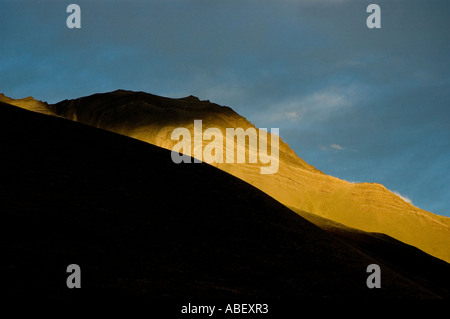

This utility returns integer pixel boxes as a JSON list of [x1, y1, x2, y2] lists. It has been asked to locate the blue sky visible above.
[[1, 0, 449, 216]]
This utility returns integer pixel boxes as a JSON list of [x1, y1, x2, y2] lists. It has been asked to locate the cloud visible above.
[[330, 144, 343, 150], [284, 111, 298, 119], [320, 144, 344, 152], [392, 191, 413, 205], [253, 85, 358, 126], [301, 86, 355, 115]]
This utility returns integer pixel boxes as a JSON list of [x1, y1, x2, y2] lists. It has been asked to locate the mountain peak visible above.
[[181, 94, 200, 101]]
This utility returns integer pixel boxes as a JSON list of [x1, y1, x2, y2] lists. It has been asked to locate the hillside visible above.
[[2, 91, 447, 263], [1, 101, 450, 300]]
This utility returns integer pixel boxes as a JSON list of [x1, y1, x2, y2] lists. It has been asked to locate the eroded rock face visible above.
[[3, 89, 450, 263]]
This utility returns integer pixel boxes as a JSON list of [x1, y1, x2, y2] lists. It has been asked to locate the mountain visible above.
[[1, 100, 450, 300], [1, 90, 449, 265], [0, 93, 54, 115]]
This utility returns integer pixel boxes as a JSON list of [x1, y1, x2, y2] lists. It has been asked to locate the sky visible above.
[[1, 0, 449, 216]]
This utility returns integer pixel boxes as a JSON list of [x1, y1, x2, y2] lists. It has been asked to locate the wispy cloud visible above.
[[330, 144, 343, 150], [392, 191, 413, 205], [284, 111, 299, 119], [257, 85, 358, 125], [321, 143, 344, 151]]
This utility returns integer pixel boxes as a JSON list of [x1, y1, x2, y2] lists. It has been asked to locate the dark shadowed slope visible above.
[[1, 101, 449, 301], [294, 209, 450, 298]]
